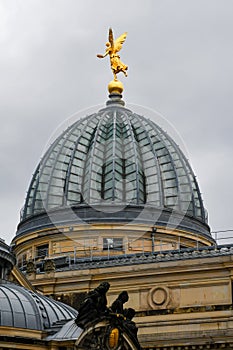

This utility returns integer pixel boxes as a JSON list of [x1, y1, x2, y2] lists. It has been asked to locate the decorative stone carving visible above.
[[148, 286, 170, 309], [75, 282, 141, 349], [75, 281, 110, 328], [44, 259, 55, 272], [26, 261, 36, 274], [110, 290, 129, 314]]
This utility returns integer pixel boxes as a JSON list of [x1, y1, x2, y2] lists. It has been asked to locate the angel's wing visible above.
[[108, 28, 114, 49], [114, 32, 127, 53]]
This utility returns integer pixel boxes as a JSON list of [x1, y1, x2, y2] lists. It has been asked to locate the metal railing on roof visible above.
[[16, 230, 233, 273]]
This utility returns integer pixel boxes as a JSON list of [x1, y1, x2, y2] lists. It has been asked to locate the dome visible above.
[[0, 282, 77, 330], [17, 94, 210, 239], [0, 239, 15, 280], [0, 239, 15, 267]]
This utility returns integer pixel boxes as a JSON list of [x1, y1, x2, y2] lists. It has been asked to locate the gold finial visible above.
[[108, 79, 124, 94], [97, 28, 128, 94]]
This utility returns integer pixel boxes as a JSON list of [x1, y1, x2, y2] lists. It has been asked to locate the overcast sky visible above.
[[0, 0, 233, 244]]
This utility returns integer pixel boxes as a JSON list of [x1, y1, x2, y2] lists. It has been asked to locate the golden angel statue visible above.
[[97, 28, 128, 81]]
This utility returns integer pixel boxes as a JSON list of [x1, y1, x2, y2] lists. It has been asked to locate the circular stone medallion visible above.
[[148, 286, 170, 309]]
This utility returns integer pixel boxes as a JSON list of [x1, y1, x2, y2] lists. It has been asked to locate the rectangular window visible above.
[[18, 253, 27, 268], [36, 244, 49, 259], [103, 238, 123, 251]]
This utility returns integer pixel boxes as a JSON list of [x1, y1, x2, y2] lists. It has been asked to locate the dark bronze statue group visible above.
[[75, 282, 140, 348]]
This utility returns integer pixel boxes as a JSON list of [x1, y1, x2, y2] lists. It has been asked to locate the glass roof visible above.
[[22, 105, 207, 224]]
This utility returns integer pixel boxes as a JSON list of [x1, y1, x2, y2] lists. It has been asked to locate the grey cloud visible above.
[[0, 0, 233, 244]]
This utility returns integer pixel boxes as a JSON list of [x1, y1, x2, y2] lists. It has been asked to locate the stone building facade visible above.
[[1, 89, 233, 349]]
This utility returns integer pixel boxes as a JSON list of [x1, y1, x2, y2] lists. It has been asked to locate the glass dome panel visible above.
[[21, 104, 207, 225]]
